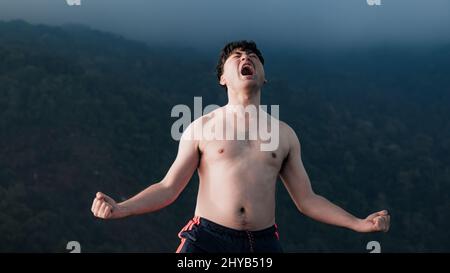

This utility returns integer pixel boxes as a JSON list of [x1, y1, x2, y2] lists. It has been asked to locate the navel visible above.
[[240, 207, 245, 214], [218, 148, 224, 154], [271, 152, 277, 158]]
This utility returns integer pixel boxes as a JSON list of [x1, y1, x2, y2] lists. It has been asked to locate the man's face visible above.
[[220, 48, 266, 91]]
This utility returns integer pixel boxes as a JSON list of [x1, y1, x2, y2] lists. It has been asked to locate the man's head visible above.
[[216, 40, 266, 91]]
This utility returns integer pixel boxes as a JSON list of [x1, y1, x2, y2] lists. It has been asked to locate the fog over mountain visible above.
[[1, 0, 449, 51]]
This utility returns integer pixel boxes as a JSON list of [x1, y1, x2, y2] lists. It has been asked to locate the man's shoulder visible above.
[[181, 106, 224, 139], [278, 120, 296, 135], [277, 120, 301, 149]]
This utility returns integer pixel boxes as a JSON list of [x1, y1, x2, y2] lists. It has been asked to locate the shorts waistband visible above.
[[197, 217, 279, 238]]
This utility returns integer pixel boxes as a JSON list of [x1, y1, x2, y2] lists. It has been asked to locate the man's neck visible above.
[[226, 88, 261, 108]]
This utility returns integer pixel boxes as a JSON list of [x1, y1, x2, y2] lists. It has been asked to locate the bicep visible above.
[[279, 128, 314, 208], [161, 124, 199, 194]]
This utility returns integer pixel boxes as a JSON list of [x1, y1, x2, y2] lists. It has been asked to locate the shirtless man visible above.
[[91, 40, 390, 253]]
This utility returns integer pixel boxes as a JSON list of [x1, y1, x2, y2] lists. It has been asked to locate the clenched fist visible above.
[[91, 192, 125, 219], [355, 210, 391, 233]]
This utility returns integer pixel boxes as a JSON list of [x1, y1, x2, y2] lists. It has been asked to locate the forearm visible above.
[[117, 182, 177, 217], [299, 194, 361, 231]]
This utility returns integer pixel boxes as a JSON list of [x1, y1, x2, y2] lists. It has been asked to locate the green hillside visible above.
[[0, 20, 449, 252]]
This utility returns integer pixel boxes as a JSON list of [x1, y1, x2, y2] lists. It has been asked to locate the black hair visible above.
[[216, 40, 264, 87]]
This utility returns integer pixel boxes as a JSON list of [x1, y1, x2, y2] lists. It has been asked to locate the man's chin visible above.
[[241, 74, 256, 80]]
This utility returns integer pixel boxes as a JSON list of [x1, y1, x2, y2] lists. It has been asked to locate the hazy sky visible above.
[[0, 0, 449, 50]]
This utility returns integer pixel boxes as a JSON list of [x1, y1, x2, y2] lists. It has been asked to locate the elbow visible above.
[[159, 180, 182, 206], [297, 192, 318, 214]]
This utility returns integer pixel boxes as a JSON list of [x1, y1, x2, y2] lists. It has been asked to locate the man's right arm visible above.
[[91, 122, 200, 219]]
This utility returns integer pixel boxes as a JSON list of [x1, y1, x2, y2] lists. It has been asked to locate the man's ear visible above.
[[220, 75, 226, 86]]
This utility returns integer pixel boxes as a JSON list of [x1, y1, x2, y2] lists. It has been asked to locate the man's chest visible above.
[[199, 139, 286, 169]]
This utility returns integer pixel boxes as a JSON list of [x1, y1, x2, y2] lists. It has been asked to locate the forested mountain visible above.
[[0, 20, 449, 252]]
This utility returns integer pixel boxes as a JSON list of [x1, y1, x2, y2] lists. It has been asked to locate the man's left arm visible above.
[[279, 125, 390, 233]]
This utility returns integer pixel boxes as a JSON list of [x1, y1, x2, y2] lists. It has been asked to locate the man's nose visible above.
[[240, 54, 249, 62]]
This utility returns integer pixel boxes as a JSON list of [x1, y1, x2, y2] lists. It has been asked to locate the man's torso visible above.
[[193, 107, 290, 230]]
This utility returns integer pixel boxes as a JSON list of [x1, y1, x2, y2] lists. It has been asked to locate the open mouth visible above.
[[240, 63, 255, 76]]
